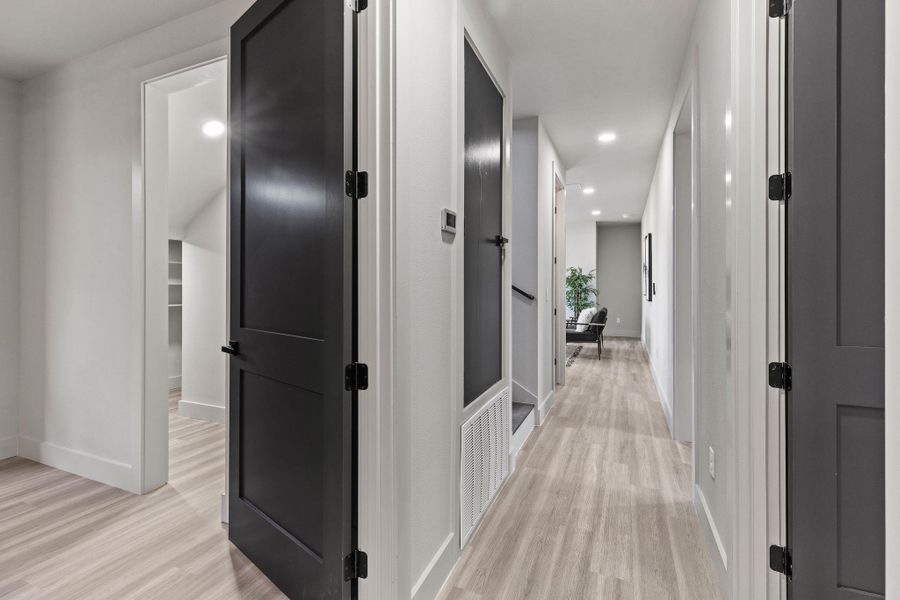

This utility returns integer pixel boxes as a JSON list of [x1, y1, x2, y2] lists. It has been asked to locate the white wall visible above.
[[511, 118, 540, 403], [565, 220, 596, 319], [595, 224, 642, 338], [394, 1, 511, 598], [18, 0, 252, 492], [511, 117, 564, 408], [885, 2, 899, 595], [535, 122, 564, 409], [0, 78, 20, 460], [179, 190, 226, 424], [641, 0, 732, 589]]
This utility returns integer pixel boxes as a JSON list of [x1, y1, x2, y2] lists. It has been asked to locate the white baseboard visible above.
[[603, 329, 641, 338], [694, 484, 729, 572], [537, 389, 556, 424], [221, 492, 228, 524], [510, 406, 536, 471], [643, 342, 674, 436], [511, 379, 538, 406], [17, 435, 134, 491], [168, 375, 182, 391], [412, 532, 457, 600], [178, 398, 226, 424], [0, 436, 16, 460]]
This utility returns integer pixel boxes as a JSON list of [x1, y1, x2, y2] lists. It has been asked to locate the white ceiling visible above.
[[483, 0, 699, 224], [150, 61, 228, 236], [0, 0, 224, 81]]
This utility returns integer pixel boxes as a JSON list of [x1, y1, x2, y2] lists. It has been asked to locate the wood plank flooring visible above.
[[438, 338, 722, 600], [0, 392, 285, 600]]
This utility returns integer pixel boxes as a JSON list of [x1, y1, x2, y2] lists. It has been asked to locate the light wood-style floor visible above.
[[0, 392, 285, 600], [439, 338, 722, 600]]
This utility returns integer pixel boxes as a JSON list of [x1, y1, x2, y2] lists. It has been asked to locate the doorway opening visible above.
[[143, 58, 228, 513], [672, 88, 695, 444]]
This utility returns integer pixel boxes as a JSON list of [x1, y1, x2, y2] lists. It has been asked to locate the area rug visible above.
[[566, 344, 583, 367]]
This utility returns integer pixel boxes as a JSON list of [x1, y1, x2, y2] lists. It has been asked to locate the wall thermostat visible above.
[[441, 209, 457, 234]]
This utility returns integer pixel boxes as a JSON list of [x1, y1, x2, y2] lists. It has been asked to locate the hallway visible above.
[[439, 339, 721, 600], [0, 394, 283, 600]]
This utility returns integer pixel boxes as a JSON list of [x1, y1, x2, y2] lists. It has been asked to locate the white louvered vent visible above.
[[460, 387, 510, 546]]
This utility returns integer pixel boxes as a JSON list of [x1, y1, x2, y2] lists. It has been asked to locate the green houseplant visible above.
[[566, 267, 598, 316]]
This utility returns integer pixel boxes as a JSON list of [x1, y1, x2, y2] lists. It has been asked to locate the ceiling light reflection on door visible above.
[[583, 187, 596, 195], [592, 210, 602, 216], [202, 120, 226, 138]]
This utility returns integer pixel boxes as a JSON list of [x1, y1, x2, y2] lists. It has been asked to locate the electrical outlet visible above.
[[708, 447, 716, 480]]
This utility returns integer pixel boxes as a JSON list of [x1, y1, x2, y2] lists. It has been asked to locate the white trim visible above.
[[602, 328, 641, 339], [357, 0, 399, 598], [18, 436, 133, 490], [511, 379, 538, 406], [644, 341, 673, 434], [695, 484, 729, 570], [411, 533, 456, 600], [168, 375, 182, 391], [131, 42, 230, 495], [0, 436, 16, 460], [537, 389, 556, 424], [177, 399, 226, 424], [887, 2, 900, 597], [510, 406, 535, 469]]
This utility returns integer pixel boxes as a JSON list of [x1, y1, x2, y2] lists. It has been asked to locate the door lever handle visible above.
[[494, 235, 509, 248], [221, 340, 240, 356]]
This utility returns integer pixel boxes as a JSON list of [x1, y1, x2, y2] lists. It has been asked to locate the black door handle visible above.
[[494, 235, 509, 248], [221, 340, 240, 355]]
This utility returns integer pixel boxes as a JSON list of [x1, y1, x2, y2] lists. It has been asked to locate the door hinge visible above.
[[768, 172, 792, 201], [769, 545, 792, 578], [768, 362, 792, 390], [347, 0, 368, 13], [344, 549, 368, 580], [768, 0, 792, 18], [345, 170, 369, 199], [345, 363, 369, 391]]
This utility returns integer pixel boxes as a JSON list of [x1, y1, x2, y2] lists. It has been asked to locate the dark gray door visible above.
[[228, 0, 357, 597], [787, 0, 885, 597], [464, 40, 504, 407]]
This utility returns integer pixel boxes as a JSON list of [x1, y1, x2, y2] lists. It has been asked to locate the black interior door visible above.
[[228, 1, 356, 597], [786, 1, 885, 597], [464, 40, 504, 407]]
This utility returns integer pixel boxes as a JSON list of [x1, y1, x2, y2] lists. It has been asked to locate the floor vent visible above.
[[460, 387, 510, 546]]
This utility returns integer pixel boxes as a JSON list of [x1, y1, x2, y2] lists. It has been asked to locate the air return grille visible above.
[[460, 387, 509, 546]]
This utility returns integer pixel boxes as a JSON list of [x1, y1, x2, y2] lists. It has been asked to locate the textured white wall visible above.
[[641, 0, 732, 587], [18, 0, 252, 492], [565, 220, 597, 319], [595, 224, 642, 338], [511, 118, 539, 401], [395, 0, 511, 598], [0, 78, 20, 460], [180, 190, 226, 423]]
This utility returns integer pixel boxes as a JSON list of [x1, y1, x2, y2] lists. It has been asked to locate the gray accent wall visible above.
[[595, 224, 642, 338]]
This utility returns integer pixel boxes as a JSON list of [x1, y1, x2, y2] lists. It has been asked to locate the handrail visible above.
[[512, 285, 536, 301]]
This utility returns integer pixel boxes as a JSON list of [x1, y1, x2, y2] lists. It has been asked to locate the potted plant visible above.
[[566, 267, 598, 317]]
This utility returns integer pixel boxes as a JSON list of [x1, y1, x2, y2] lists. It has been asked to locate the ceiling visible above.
[[0, 0, 224, 81], [149, 61, 228, 236], [483, 0, 699, 224]]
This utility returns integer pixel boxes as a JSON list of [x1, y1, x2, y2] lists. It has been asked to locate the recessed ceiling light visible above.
[[622, 213, 630, 219], [598, 132, 617, 144], [583, 187, 596, 195], [592, 210, 602, 216], [202, 120, 226, 138]]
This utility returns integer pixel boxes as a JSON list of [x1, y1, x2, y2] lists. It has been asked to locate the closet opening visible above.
[[143, 58, 229, 516]]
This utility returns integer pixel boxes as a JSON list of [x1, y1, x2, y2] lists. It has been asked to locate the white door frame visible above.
[[131, 41, 230, 495], [552, 168, 566, 387]]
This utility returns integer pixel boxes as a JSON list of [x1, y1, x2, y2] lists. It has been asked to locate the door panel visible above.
[[787, 0, 885, 597], [464, 41, 504, 407], [229, 0, 353, 597]]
